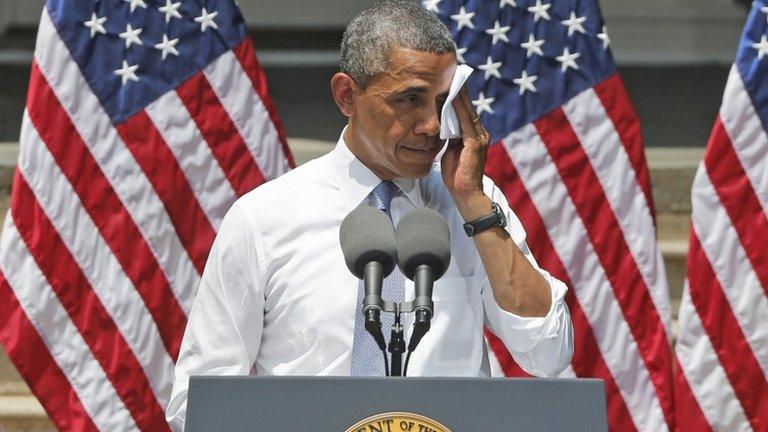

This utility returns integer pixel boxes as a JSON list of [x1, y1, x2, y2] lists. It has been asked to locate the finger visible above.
[[440, 139, 459, 168], [457, 86, 475, 110], [451, 86, 474, 121], [452, 87, 481, 141], [447, 137, 463, 147]]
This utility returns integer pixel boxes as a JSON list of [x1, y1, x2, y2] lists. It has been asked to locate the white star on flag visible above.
[[195, 8, 219, 32], [119, 24, 143, 49], [521, 34, 545, 58], [83, 13, 107, 38], [114, 60, 139, 85], [478, 56, 503, 80], [155, 34, 180, 60], [527, 0, 551, 22], [752, 35, 768, 60], [513, 70, 538, 94], [159, 0, 182, 23], [499, 0, 517, 9], [472, 92, 495, 115], [123, 0, 147, 13], [597, 26, 610, 49], [561, 11, 587, 37], [455, 46, 467, 64], [450, 6, 475, 30], [485, 21, 510, 45], [556, 47, 580, 71], [422, 0, 441, 13]]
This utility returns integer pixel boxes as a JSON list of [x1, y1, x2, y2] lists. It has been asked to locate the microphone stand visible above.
[[378, 298, 431, 377], [387, 303, 405, 376]]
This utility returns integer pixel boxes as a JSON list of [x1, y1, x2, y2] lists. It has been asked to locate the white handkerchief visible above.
[[439, 64, 475, 140]]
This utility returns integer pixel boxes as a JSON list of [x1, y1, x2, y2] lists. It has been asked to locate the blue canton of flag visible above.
[[739, 1, 768, 127], [427, 0, 615, 142], [49, 0, 246, 123]]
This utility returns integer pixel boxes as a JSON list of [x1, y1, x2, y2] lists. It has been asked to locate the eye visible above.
[[405, 94, 419, 103]]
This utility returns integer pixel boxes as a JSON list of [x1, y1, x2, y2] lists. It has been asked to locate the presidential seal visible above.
[[346, 412, 452, 432]]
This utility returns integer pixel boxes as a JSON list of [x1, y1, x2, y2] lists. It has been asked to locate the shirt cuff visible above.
[[482, 269, 569, 353]]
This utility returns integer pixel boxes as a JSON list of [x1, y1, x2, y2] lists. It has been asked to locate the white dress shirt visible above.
[[166, 133, 574, 430]]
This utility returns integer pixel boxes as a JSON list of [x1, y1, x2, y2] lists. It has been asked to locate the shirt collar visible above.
[[332, 129, 425, 210]]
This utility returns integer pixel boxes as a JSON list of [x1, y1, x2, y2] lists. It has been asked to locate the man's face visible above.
[[347, 47, 456, 180]]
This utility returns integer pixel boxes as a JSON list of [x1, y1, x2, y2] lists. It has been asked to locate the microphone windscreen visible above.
[[339, 206, 397, 278], [395, 208, 451, 280]]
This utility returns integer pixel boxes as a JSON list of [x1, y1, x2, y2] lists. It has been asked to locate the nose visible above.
[[413, 103, 441, 137]]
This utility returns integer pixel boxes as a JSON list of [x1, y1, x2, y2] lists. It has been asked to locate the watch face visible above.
[[494, 203, 507, 228], [463, 223, 475, 236]]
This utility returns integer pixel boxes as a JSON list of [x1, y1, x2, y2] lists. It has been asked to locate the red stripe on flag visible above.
[[232, 38, 296, 169], [534, 109, 675, 430], [176, 72, 266, 196], [116, 111, 216, 275], [0, 270, 99, 432], [484, 329, 531, 377], [687, 232, 768, 431], [673, 354, 713, 432], [10, 172, 171, 432], [485, 144, 637, 432], [704, 117, 768, 296], [593, 74, 656, 221], [26, 62, 185, 359]]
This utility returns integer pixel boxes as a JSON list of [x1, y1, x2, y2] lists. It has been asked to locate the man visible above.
[[166, 1, 573, 429]]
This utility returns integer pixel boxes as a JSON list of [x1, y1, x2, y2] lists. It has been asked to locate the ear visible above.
[[331, 72, 357, 118]]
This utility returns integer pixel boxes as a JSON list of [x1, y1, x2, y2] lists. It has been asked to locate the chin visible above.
[[399, 162, 434, 179]]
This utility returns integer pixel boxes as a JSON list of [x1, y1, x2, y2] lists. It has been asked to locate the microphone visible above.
[[395, 208, 451, 355], [339, 206, 398, 354]]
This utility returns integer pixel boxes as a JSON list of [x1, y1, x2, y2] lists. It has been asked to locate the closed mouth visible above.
[[402, 146, 440, 153]]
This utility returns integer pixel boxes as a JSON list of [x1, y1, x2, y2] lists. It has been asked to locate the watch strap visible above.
[[463, 202, 506, 237]]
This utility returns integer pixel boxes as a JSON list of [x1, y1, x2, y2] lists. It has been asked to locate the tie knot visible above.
[[370, 181, 398, 213]]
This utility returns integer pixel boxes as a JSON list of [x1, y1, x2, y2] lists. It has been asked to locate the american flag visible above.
[[674, 1, 768, 430], [427, 0, 674, 430], [0, 0, 292, 430]]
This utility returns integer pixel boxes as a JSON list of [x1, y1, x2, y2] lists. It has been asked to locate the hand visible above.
[[440, 86, 493, 221]]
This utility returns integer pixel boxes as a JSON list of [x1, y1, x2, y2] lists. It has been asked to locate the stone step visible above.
[[645, 147, 702, 216], [0, 394, 55, 432], [0, 382, 54, 431]]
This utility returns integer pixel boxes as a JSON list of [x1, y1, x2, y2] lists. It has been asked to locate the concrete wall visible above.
[[601, 0, 746, 64]]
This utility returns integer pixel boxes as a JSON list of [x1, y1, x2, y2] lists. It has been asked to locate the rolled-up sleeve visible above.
[[480, 178, 574, 377], [165, 204, 266, 431]]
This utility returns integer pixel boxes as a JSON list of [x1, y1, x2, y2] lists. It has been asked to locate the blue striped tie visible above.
[[350, 181, 405, 376]]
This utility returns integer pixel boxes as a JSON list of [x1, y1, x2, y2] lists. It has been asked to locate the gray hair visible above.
[[340, 0, 456, 87]]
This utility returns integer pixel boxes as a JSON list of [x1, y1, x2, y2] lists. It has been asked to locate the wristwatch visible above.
[[463, 202, 507, 237]]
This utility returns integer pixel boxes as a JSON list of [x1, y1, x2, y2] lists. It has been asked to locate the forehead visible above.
[[369, 47, 456, 93]]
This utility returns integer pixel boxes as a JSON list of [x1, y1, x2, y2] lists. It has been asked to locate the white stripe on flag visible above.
[[502, 123, 667, 432], [692, 168, 768, 375], [145, 91, 238, 231], [35, 9, 198, 310], [558, 364, 577, 378], [18, 112, 176, 400], [486, 337, 505, 377], [204, 50, 291, 180], [720, 66, 768, 212], [676, 284, 750, 431], [562, 89, 672, 334], [0, 216, 137, 431]]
